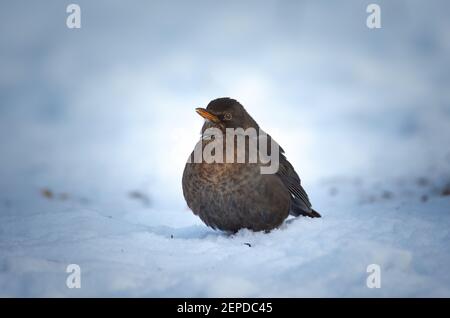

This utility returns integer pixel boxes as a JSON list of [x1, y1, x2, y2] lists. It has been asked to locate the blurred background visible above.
[[1, 0, 449, 212], [1, 0, 450, 297]]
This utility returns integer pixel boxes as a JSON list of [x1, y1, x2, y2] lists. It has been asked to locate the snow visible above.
[[1, 0, 450, 297], [1, 181, 450, 297]]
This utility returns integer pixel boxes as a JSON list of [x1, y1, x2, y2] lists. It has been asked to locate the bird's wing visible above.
[[277, 149, 312, 211], [262, 133, 314, 215]]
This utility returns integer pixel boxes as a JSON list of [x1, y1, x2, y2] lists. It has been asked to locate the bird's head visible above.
[[196, 98, 258, 133]]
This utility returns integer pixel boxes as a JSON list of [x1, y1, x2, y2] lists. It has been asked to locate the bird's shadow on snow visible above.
[[148, 224, 223, 240], [147, 217, 306, 241]]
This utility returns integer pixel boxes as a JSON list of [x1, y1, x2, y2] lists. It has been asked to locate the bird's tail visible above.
[[296, 209, 321, 218], [290, 204, 322, 218], [309, 209, 321, 218]]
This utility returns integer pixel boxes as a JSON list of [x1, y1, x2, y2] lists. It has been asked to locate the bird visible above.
[[182, 97, 321, 233]]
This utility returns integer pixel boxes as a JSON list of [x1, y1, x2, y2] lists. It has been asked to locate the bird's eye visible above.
[[224, 113, 232, 121]]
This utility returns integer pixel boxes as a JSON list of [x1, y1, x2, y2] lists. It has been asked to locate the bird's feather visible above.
[[266, 135, 320, 218]]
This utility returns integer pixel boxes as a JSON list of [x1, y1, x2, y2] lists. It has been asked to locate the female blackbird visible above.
[[182, 97, 321, 232]]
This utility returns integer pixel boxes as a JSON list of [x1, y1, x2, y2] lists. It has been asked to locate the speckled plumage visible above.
[[182, 98, 321, 232]]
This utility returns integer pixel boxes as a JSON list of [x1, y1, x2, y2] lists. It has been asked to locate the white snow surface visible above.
[[1, 177, 450, 297], [1, 0, 450, 297]]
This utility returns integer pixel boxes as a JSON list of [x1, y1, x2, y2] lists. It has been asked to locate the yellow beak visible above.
[[195, 108, 220, 123]]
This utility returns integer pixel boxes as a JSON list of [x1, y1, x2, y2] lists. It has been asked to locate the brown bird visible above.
[[182, 97, 321, 233]]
